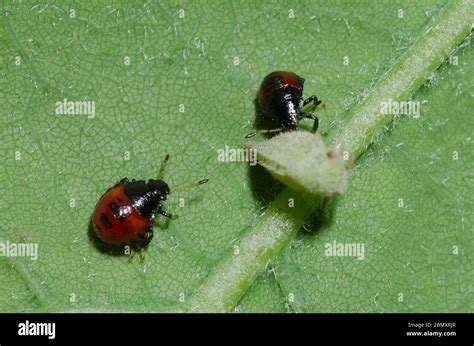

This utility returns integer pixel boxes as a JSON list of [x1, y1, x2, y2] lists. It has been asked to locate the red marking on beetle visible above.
[[92, 182, 150, 247], [258, 71, 304, 108]]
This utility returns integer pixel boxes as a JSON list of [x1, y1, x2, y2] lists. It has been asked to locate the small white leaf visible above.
[[246, 131, 350, 196]]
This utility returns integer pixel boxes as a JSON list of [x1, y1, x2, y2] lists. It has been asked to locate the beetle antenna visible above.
[[158, 154, 170, 180], [172, 179, 209, 193], [244, 128, 285, 139]]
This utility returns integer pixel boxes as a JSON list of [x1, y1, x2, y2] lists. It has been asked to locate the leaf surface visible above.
[[0, 0, 471, 312]]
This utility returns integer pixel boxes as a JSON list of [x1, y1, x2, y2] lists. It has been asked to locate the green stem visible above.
[[183, 189, 318, 312], [184, 0, 473, 312], [327, 0, 474, 157]]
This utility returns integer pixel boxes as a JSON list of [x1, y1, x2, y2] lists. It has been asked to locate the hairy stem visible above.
[[184, 0, 473, 312], [328, 0, 474, 157], [183, 189, 318, 312]]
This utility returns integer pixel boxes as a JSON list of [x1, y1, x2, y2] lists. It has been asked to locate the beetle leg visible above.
[[301, 96, 324, 124], [140, 227, 154, 247], [312, 115, 319, 132], [139, 248, 145, 263], [150, 202, 175, 220], [245, 130, 258, 138], [301, 95, 324, 134], [303, 95, 316, 107], [303, 113, 319, 132], [303, 95, 322, 108], [127, 247, 136, 262], [157, 209, 175, 219]]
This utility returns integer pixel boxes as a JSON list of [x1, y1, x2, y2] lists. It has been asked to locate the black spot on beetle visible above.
[[100, 213, 113, 229]]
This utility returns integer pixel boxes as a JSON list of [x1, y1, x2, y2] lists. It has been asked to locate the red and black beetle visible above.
[[246, 71, 322, 138], [91, 155, 208, 251]]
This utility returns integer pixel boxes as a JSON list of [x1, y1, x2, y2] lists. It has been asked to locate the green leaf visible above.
[[274, 40, 474, 312], [0, 0, 472, 313]]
